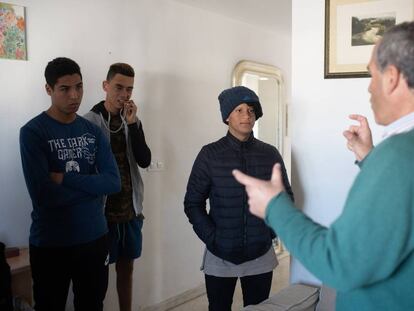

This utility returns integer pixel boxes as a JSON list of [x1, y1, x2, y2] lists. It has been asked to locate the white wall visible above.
[[290, 0, 383, 284], [0, 0, 292, 309]]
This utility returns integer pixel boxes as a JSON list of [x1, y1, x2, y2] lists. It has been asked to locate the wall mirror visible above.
[[232, 60, 287, 158], [232, 60, 288, 254]]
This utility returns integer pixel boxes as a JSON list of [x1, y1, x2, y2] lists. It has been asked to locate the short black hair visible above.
[[44, 57, 82, 89], [106, 63, 135, 81]]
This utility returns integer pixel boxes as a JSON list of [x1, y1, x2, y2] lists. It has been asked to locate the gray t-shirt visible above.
[[201, 246, 278, 277]]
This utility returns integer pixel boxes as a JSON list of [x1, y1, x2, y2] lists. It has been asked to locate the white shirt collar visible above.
[[383, 111, 414, 139]]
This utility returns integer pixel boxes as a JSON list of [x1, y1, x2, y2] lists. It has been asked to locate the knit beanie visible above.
[[218, 86, 263, 124]]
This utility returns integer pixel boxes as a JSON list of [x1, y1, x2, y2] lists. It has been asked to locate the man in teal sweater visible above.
[[233, 21, 414, 310]]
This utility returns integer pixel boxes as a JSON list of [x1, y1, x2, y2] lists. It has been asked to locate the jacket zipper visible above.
[[241, 144, 247, 254]]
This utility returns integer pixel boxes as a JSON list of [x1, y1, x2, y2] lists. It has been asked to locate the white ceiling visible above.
[[172, 0, 291, 32]]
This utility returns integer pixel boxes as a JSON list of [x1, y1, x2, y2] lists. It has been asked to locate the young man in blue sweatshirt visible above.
[[233, 22, 414, 310], [20, 57, 121, 311]]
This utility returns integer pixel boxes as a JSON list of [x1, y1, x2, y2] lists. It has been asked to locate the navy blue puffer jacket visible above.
[[184, 132, 293, 264]]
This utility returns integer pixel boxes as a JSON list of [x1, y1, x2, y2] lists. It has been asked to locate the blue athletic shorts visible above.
[[108, 215, 143, 264]]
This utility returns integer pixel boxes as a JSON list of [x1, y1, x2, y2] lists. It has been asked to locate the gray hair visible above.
[[376, 21, 414, 88]]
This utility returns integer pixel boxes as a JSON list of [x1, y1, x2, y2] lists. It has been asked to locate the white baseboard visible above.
[[140, 284, 206, 311]]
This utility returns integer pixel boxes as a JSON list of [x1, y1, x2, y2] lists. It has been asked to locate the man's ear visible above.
[[45, 84, 52, 96], [383, 65, 400, 95], [102, 80, 108, 92]]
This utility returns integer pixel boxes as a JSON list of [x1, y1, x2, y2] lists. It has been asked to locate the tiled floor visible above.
[[168, 253, 290, 311]]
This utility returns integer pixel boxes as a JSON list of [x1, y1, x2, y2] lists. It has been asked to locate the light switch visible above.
[[146, 160, 164, 172]]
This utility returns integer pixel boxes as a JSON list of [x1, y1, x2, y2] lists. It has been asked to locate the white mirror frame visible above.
[[232, 60, 289, 255], [232, 60, 287, 158]]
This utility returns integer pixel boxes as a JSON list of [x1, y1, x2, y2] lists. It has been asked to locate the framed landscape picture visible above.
[[324, 0, 414, 78]]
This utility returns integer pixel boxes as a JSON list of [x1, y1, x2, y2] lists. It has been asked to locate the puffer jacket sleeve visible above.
[[274, 148, 294, 202], [184, 146, 216, 248]]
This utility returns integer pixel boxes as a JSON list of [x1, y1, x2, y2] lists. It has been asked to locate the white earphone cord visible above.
[[100, 109, 125, 134]]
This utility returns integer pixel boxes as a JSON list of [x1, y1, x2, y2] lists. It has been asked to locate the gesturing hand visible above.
[[232, 163, 285, 219], [123, 100, 138, 125], [343, 114, 373, 161]]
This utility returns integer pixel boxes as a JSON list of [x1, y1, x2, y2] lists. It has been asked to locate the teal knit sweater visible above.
[[265, 130, 414, 310]]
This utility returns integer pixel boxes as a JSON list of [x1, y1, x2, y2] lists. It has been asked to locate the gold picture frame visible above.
[[324, 0, 413, 78]]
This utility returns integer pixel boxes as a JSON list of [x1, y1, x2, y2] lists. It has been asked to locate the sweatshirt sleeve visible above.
[[264, 141, 414, 291], [128, 120, 151, 168], [20, 126, 96, 209], [184, 147, 216, 248], [62, 128, 121, 195]]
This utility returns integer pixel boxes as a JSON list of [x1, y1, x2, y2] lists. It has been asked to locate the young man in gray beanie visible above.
[[184, 86, 293, 311]]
